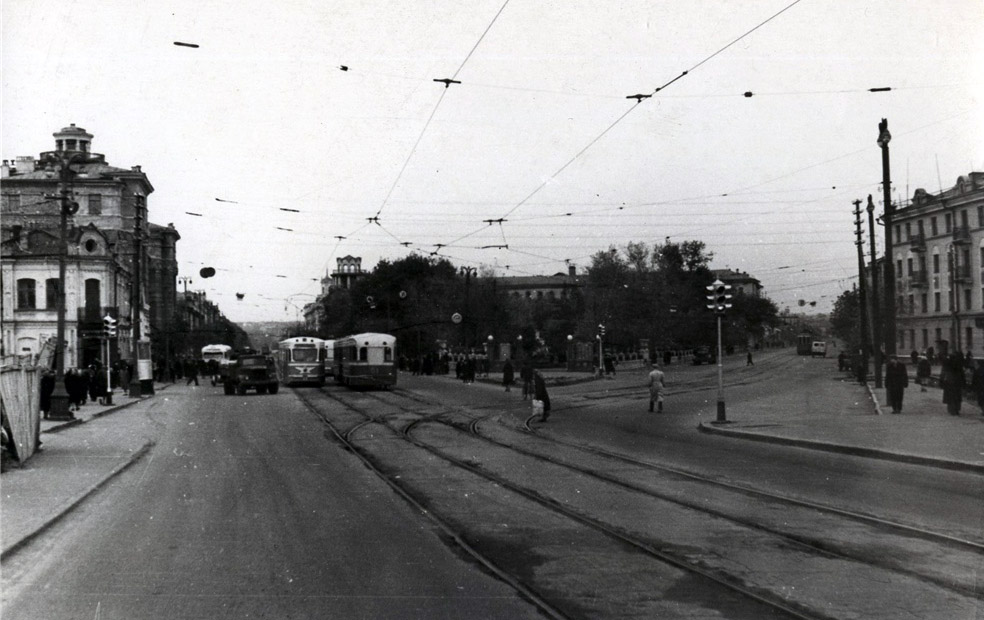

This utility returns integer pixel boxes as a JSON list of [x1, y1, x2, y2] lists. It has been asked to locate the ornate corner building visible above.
[[891, 172, 984, 357], [1, 124, 179, 369]]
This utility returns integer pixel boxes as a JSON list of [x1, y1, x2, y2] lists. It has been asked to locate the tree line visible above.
[[305, 240, 781, 361]]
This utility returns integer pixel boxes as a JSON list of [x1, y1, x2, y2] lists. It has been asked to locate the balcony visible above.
[[952, 225, 971, 245], [908, 232, 926, 252], [908, 271, 928, 288], [953, 264, 973, 284]]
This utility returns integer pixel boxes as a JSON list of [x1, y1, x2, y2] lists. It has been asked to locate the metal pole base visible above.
[[47, 392, 74, 421], [715, 399, 727, 424]]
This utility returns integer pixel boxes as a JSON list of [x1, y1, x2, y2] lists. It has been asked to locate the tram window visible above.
[[359, 347, 368, 361], [384, 347, 392, 362]]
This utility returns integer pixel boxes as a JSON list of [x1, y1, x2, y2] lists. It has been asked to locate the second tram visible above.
[[276, 337, 327, 386], [333, 333, 397, 388]]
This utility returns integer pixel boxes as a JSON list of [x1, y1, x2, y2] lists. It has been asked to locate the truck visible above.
[[224, 354, 280, 395]]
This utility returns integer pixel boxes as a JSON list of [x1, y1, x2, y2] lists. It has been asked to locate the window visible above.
[[46, 278, 59, 309], [918, 220, 925, 236], [895, 225, 901, 240], [905, 222, 911, 240], [935, 328, 942, 346], [384, 347, 393, 362], [16, 278, 36, 309], [934, 292, 941, 312], [948, 290, 953, 311], [945, 213, 952, 233], [85, 279, 101, 314], [359, 347, 368, 362], [979, 206, 984, 227], [931, 217, 938, 236], [896, 259, 902, 276], [961, 210, 969, 227], [933, 254, 940, 274], [966, 327, 973, 350], [907, 257, 913, 276], [909, 330, 915, 350], [88, 194, 102, 215], [907, 294, 914, 313], [921, 293, 928, 313], [922, 329, 928, 348], [965, 289, 972, 310], [918, 256, 926, 274]]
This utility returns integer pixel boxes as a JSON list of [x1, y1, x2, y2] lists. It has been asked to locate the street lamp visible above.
[[45, 151, 99, 420], [567, 334, 574, 371], [878, 118, 897, 356], [486, 335, 494, 376], [866, 195, 883, 388]]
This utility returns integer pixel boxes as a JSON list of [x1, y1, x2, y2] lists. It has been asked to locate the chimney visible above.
[[14, 156, 35, 173], [568, 264, 576, 277]]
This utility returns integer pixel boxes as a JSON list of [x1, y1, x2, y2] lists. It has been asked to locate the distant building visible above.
[[303, 256, 368, 332], [1, 124, 177, 369], [891, 171, 984, 357], [710, 269, 763, 298], [495, 265, 581, 301]]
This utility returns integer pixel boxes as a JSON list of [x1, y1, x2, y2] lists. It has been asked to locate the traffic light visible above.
[[598, 323, 606, 336], [705, 280, 732, 313], [103, 315, 117, 338]]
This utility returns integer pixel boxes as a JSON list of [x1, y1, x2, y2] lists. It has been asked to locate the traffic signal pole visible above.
[[716, 313, 725, 422], [706, 279, 731, 423]]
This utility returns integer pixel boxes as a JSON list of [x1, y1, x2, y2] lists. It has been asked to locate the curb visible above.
[[43, 383, 171, 434], [0, 441, 155, 560], [697, 422, 984, 475]]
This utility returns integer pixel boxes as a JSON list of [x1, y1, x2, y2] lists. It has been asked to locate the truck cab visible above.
[[224, 354, 280, 395]]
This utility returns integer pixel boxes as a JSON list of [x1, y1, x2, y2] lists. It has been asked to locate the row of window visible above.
[[899, 246, 983, 279], [899, 327, 975, 353], [15, 277, 101, 310], [902, 289, 983, 315], [897, 205, 984, 241], [4, 194, 103, 215]]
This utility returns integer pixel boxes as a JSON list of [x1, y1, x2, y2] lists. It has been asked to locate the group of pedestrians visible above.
[[863, 351, 984, 417], [41, 365, 114, 418]]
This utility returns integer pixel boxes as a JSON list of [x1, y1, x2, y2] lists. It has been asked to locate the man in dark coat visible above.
[[971, 360, 984, 415], [884, 355, 909, 414], [502, 358, 515, 392], [533, 369, 551, 421], [520, 359, 534, 400], [40, 370, 55, 419], [916, 355, 931, 392], [941, 353, 964, 415]]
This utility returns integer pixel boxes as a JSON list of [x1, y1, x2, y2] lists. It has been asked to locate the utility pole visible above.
[[128, 195, 144, 397], [878, 119, 897, 355], [867, 195, 882, 388], [854, 200, 870, 384]]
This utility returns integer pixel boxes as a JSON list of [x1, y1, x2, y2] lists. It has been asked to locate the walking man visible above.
[[884, 355, 908, 414], [916, 355, 931, 392], [502, 358, 514, 392], [647, 362, 666, 413]]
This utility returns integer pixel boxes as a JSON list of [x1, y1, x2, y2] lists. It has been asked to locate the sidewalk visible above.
[[1, 382, 170, 558], [699, 371, 984, 474]]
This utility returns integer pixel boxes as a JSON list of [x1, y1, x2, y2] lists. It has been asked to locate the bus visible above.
[[276, 337, 327, 386], [201, 344, 234, 385], [333, 333, 397, 388]]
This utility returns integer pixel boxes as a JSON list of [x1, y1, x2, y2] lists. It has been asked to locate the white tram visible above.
[[276, 337, 327, 386], [333, 333, 397, 388]]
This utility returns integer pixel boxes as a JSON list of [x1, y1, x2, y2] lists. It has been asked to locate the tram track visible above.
[[354, 386, 984, 603], [297, 383, 982, 617], [302, 386, 823, 619]]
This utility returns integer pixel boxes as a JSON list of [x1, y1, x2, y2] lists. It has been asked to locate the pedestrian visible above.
[[647, 362, 666, 413], [837, 350, 847, 372], [910, 349, 919, 366], [972, 360, 984, 415], [916, 355, 931, 392], [520, 359, 534, 400], [532, 369, 551, 421], [40, 369, 55, 419], [940, 353, 964, 415], [884, 355, 908, 414], [184, 357, 199, 386], [502, 358, 514, 392], [603, 353, 616, 377], [64, 369, 82, 412], [746, 350, 754, 366]]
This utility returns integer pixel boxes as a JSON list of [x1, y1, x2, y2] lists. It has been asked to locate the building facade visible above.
[[892, 172, 984, 357], [1, 124, 177, 370]]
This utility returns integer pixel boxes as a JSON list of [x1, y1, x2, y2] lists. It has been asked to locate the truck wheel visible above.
[[257, 386, 267, 395], [224, 383, 235, 395], [268, 384, 279, 395], [236, 385, 246, 396]]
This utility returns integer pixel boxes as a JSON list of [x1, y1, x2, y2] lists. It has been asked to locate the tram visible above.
[[201, 344, 234, 385], [333, 333, 397, 388], [276, 337, 327, 386]]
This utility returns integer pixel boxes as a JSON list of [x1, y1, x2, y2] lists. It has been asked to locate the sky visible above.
[[3, 0, 982, 322]]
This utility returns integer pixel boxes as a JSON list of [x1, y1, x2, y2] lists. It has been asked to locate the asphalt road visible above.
[[1, 386, 543, 620]]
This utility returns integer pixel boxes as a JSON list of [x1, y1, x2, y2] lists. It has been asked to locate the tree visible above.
[[829, 288, 861, 350]]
